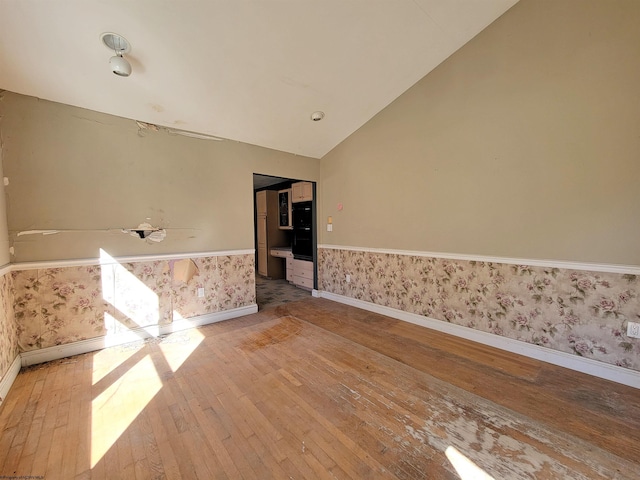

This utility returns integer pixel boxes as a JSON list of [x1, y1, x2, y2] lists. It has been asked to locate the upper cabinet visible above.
[[256, 189, 268, 215], [291, 181, 313, 203], [278, 189, 293, 229]]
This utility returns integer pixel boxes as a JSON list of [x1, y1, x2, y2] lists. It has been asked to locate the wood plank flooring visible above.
[[0, 297, 639, 479]]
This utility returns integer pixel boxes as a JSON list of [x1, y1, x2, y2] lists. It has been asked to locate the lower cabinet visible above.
[[269, 250, 313, 289], [286, 256, 294, 282], [292, 259, 313, 289], [270, 248, 295, 282]]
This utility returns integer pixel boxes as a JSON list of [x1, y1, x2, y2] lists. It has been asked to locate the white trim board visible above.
[[0, 263, 11, 277], [20, 304, 257, 367], [12, 249, 255, 272], [318, 245, 640, 276], [319, 291, 640, 389], [0, 355, 21, 405]]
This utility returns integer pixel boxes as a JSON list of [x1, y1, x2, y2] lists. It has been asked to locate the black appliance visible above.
[[292, 201, 313, 261]]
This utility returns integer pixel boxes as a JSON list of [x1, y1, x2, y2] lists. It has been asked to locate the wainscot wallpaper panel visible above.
[[319, 248, 640, 372], [0, 272, 17, 384], [12, 253, 255, 351]]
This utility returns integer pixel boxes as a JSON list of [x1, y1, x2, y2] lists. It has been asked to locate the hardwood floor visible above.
[[1, 297, 639, 479]]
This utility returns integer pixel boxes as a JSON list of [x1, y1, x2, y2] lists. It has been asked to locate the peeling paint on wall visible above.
[[172, 258, 199, 284]]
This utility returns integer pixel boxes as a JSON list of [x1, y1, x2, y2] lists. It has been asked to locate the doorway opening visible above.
[[253, 173, 317, 310]]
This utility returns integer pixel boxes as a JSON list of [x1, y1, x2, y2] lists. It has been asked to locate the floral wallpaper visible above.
[[0, 271, 17, 385], [319, 248, 640, 372], [13, 266, 110, 351], [12, 253, 255, 352]]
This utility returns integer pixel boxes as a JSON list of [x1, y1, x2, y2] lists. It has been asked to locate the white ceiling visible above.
[[0, 0, 518, 159]]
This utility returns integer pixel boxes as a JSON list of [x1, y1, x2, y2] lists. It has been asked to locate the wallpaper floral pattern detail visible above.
[[0, 272, 17, 385], [15, 266, 111, 351], [319, 248, 640, 372], [12, 254, 255, 352]]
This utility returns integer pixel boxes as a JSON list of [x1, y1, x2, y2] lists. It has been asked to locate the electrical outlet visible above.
[[346, 274, 351, 283], [197, 287, 205, 298], [627, 321, 640, 339]]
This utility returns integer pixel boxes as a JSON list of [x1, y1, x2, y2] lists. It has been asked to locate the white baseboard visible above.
[[166, 304, 258, 334], [320, 291, 640, 389], [20, 304, 258, 367], [0, 355, 21, 405]]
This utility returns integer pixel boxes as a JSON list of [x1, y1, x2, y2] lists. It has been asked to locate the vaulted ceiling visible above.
[[0, 0, 518, 158]]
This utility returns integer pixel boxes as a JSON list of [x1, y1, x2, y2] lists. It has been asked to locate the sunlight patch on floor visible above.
[[91, 354, 162, 468], [446, 446, 495, 480], [159, 327, 205, 373], [92, 249, 166, 468], [91, 339, 143, 386]]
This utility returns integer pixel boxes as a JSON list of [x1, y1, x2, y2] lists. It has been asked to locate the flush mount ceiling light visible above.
[[310, 111, 325, 122], [100, 32, 132, 77]]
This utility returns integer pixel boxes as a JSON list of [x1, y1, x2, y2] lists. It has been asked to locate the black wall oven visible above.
[[292, 201, 313, 261]]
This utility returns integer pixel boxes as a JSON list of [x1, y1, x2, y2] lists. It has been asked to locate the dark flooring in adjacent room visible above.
[[1, 297, 639, 479], [255, 275, 311, 310]]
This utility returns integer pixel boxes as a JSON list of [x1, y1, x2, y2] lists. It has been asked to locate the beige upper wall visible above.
[[319, 0, 640, 265], [0, 92, 318, 262]]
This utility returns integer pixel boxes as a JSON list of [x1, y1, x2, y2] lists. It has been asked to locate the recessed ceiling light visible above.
[[310, 111, 325, 122]]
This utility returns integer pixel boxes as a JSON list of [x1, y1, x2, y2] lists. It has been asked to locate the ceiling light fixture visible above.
[[100, 32, 132, 77], [310, 111, 325, 122]]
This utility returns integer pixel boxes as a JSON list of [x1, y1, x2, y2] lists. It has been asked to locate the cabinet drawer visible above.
[[293, 259, 313, 273], [295, 268, 313, 280], [286, 257, 294, 269], [294, 276, 313, 289]]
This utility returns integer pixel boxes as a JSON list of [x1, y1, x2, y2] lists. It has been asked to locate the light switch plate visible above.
[[197, 287, 205, 298], [327, 224, 333, 232]]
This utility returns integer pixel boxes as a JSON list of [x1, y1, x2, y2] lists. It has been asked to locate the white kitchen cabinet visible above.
[[292, 259, 313, 289], [291, 181, 313, 203], [256, 189, 268, 215], [286, 256, 293, 282], [256, 190, 287, 279], [270, 248, 294, 282]]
